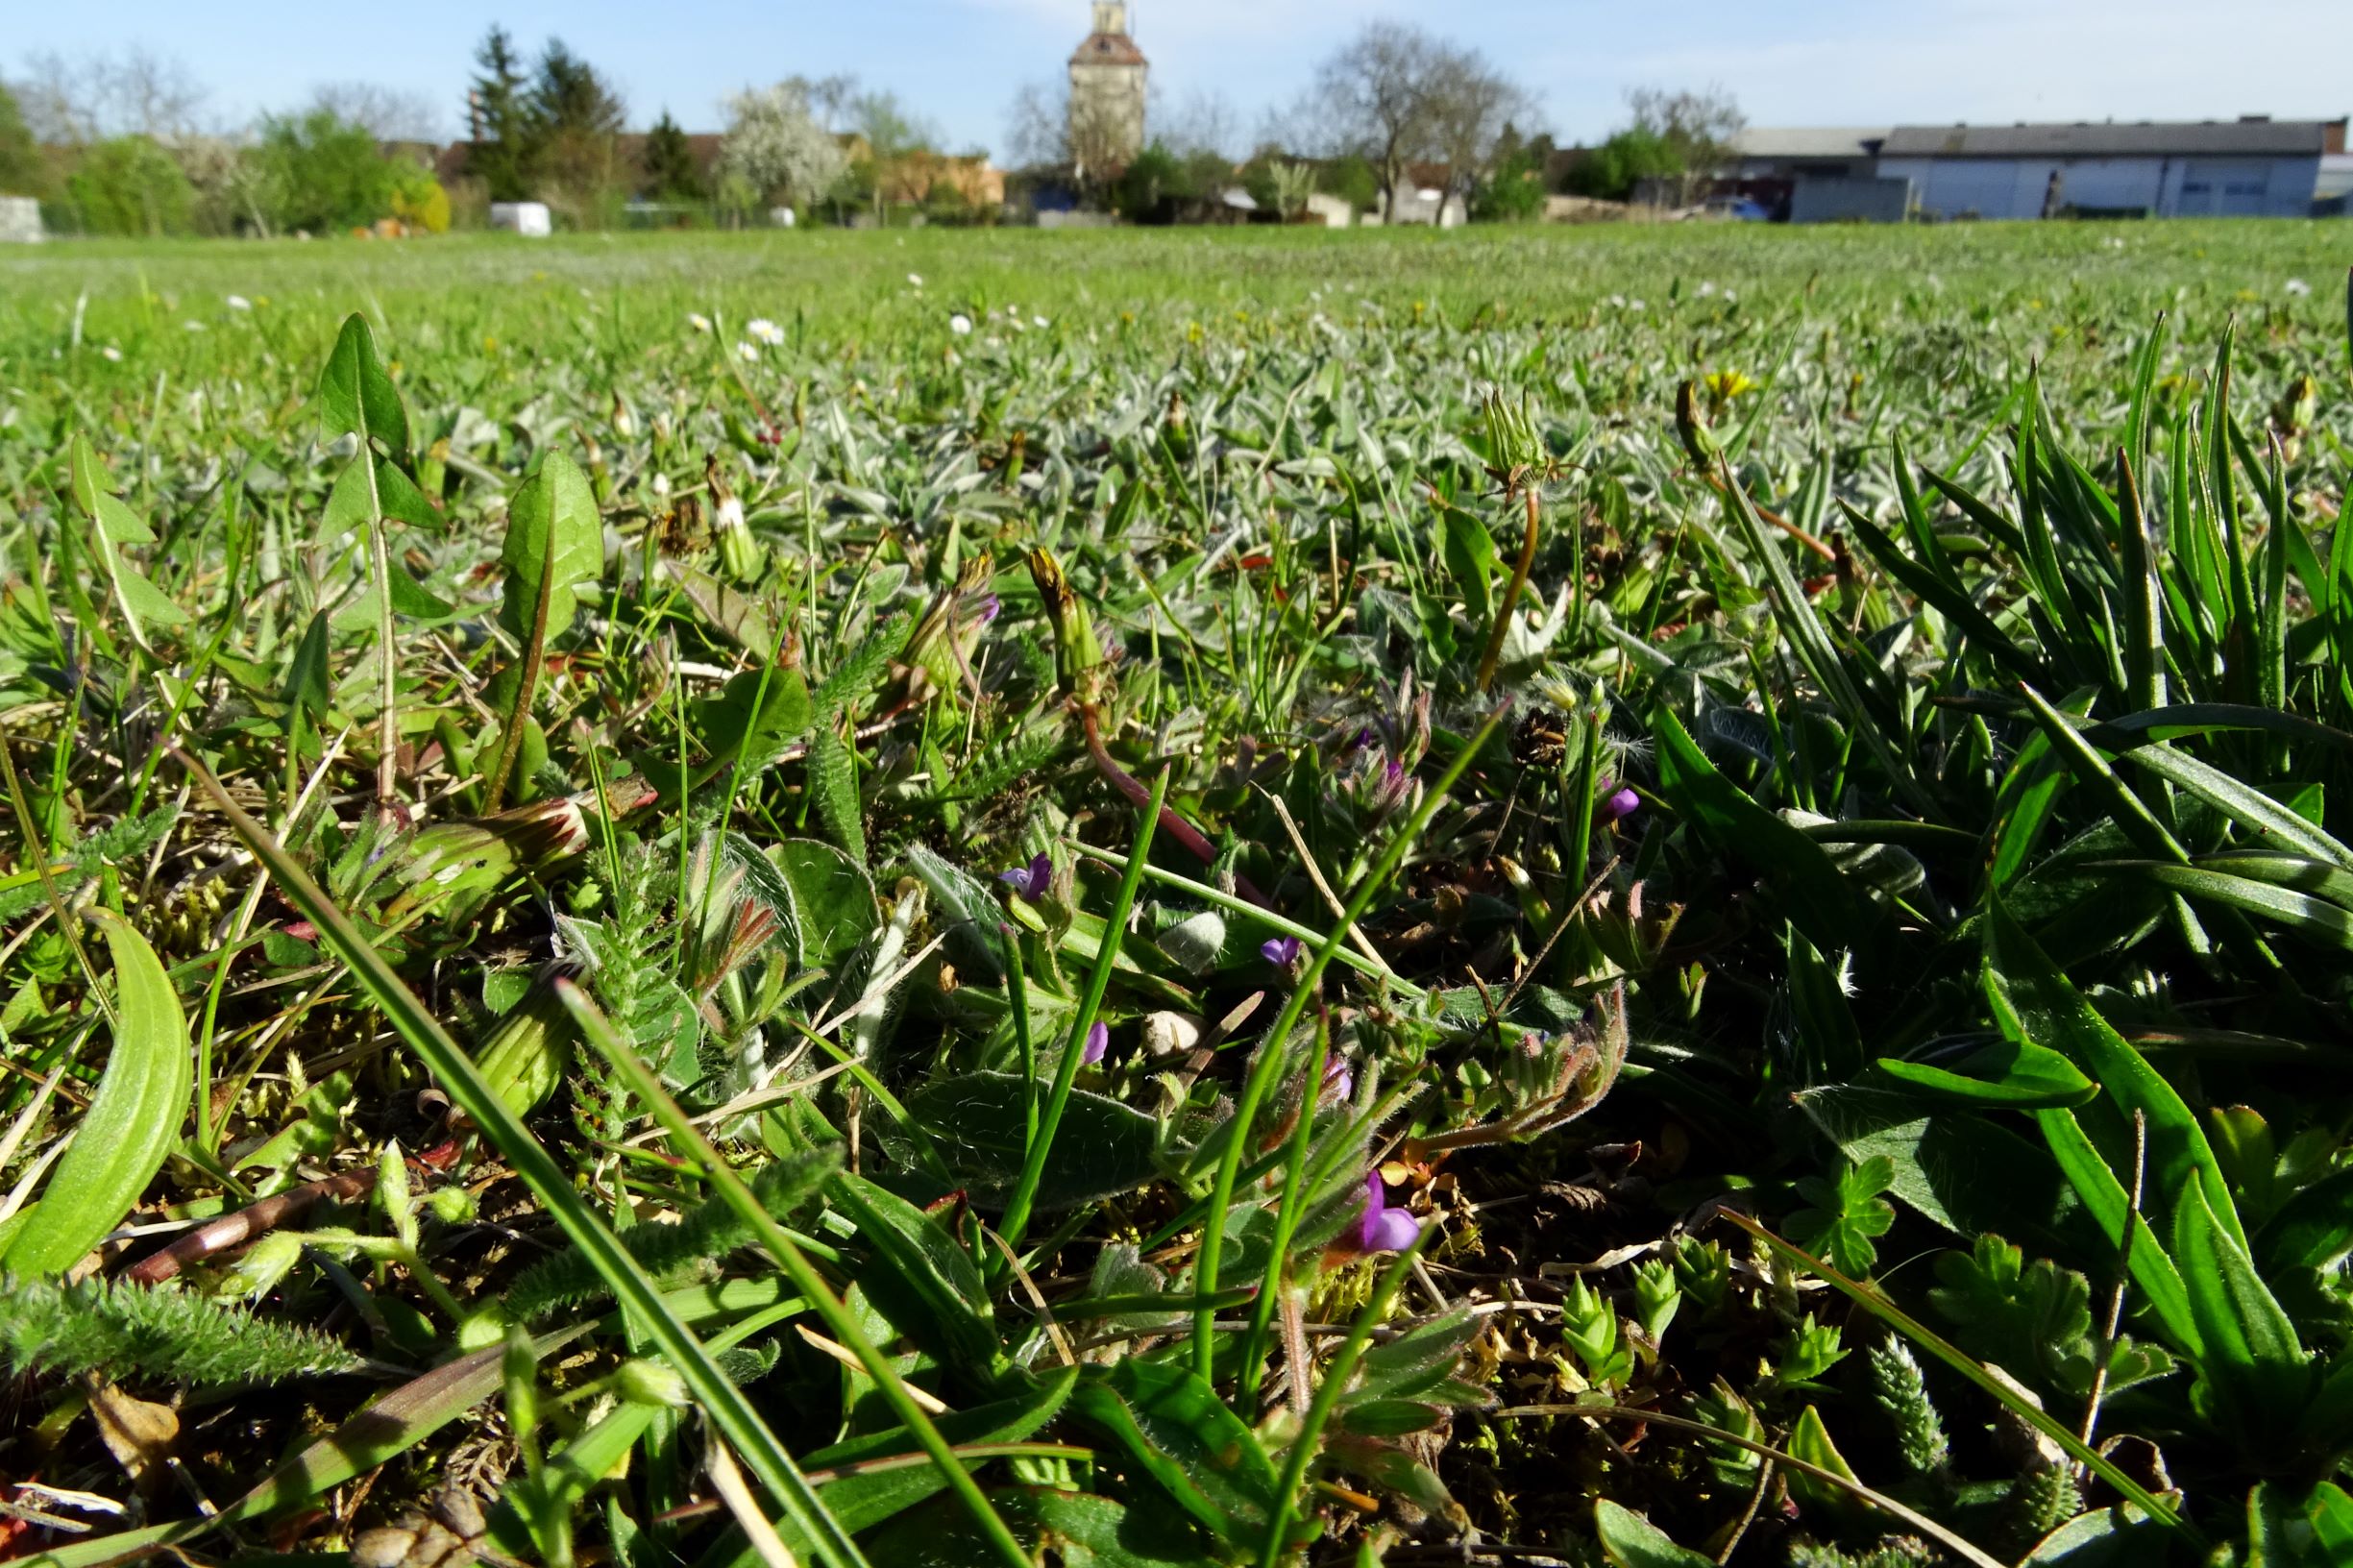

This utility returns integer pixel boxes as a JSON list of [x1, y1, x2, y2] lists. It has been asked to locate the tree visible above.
[[1624, 85, 1744, 205], [1564, 127, 1680, 202], [1304, 23, 1533, 214], [641, 110, 702, 200], [467, 25, 541, 200], [15, 47, 204, 145], [64, 135, 196, 235], [0, 84, 46, 197], [848, 90, 940, 216], [309, 83, 441, 142], [718, 81, 847, 220], [532, 38, 626, 220], [1004, 79, 1132, 205], [257, 109, 404, 232], [1113, 142, 1192, 223], [1473, 137, 1547, 222]]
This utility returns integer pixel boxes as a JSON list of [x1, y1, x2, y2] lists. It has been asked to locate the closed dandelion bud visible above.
[[617, 1358, 689, 1409], [1026, 547, 1102, 697], [1870, 1339, 1949, 1475], [1675, 379, 1719, 468], [473, 963, 583, 1117], [1480, 387, 1541, 478], [708, 455, 764, 583], [611, 395, 636, 438]]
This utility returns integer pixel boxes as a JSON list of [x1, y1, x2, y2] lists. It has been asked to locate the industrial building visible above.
[[1734, 117, 2347, 222]]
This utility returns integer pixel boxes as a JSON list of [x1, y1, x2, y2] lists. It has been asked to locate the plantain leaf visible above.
[[4, 911, 190, 1275], [828, 1170, 1003, 1384], [499, 451, 604, 641], [899, 1072, 1161, 1211]]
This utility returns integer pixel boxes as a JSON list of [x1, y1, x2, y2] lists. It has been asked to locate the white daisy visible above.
[[184, 319, 206, 331], [736, 341, 759, 362], [747, 317, 784, 345], [907, 272, 924, 287], [688, 312, 713, 333], [2285, 278, 2312, 298], [100, 346, 122, 361], [225, 294, 253, 311], [1033, 315, 1050, 329], [949, 313, 973, 336]]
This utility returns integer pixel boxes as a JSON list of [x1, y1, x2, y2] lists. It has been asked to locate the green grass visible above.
[[0, 220, 2347, 1567]]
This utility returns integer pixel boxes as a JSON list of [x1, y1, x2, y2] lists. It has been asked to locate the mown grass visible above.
[[0, 221, 2345, 1568]]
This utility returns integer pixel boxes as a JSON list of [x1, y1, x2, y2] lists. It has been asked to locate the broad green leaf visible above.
[[900, 1072, 1161, 1211], [828, 1169, 1004, 1383], [5, 911, 190, 1275], [2174, 1181, 2309, 1447], [1437, 505, 1499, 624], [1074, 1357, 1279, 1540], [499, 451, 604, 641], [318, 312, 410, 460], [1987, 899, 2243, 1251], [1594, 1499, 1714, 1568], [1783, 1405, 1861, 1519], [776, 1369, 1079, 1556], [1794, 1084, 2072, 1246], [1875, 1040, 2097, 1109], [2099, 860, 2353, 950], [2262, 1166, 2353, 1273], [771, 837, 881, 972], [2036, 1106, 2201, 1357]]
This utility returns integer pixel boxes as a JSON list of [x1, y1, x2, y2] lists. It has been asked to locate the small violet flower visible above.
[[1357, 1172, 1418, 1254], [1598, 781, 1641, 823], [1262, 935, 1302, 967], [1081, 1020, 1110, 1065], [1322, 1053, 1355, 1103], [998, 851, 1051, 900]]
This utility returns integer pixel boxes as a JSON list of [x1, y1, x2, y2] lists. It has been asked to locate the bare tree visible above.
[[1309, 22, 1444, 209], [15, 46, 206, 144], [1158, 89, 1242, 161], [1626, 85, 1745, 204], [309, 82, 442, 143], [1427, 50, 1538, 200], [1304, 23, 1532, 212]]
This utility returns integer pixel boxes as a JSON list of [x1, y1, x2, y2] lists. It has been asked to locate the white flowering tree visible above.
[[718, 81, 847, 224]]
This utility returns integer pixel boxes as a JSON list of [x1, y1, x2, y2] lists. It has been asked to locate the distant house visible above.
[[1876, 117, 2346, 220]]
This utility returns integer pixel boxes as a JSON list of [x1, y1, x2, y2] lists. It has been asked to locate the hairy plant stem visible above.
[[1476, 483, 1542, 693]]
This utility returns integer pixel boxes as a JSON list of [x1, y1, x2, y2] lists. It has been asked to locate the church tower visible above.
[[1067, 2, 1147, 181]]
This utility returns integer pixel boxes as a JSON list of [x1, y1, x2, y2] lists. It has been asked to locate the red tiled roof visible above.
[[1070, 32, 1147, 68]]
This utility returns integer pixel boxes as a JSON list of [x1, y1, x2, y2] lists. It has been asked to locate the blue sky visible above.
[[13, 0, 2351, 155]]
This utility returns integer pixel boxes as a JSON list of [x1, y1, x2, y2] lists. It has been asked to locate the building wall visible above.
[[1879, 154, 2320, 219]]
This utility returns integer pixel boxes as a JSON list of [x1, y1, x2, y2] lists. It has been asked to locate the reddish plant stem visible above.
[[124, 1138, 463, 1286], [1080, 703, 1270, 910]]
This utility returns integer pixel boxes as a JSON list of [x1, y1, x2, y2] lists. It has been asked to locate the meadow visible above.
[[0, 219, 2347, 1567]]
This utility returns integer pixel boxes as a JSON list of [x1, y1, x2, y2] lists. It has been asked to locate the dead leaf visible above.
[[87, 1380, 178, 1487]]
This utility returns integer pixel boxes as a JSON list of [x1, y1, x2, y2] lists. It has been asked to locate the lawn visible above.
[[0, 220, 2347, 1567]]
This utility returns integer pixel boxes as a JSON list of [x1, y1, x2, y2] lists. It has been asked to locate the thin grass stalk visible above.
[[1254, 1220, 1434, 1567], [558, 983, 1033, 1568], [1194, 713, 1502, 1379], [1494, 1406, 2006, 1568], [1234, 1011, 1330, 1410], [171, 746, 875, 1568], [999, 767, 1168, 1260], [1475, 484, 1540, 693]]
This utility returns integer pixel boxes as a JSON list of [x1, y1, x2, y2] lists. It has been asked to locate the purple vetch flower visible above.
[[999, 851, 1050, 899], [971, 593, 1002, 625], [1357, 1172, 1419, 1253], [1598, 781, 1641, 823], [1262, 935, 1302, 968], [1081, 1020, 1110, 1065], [1322, 1054, 1355, 1103]]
